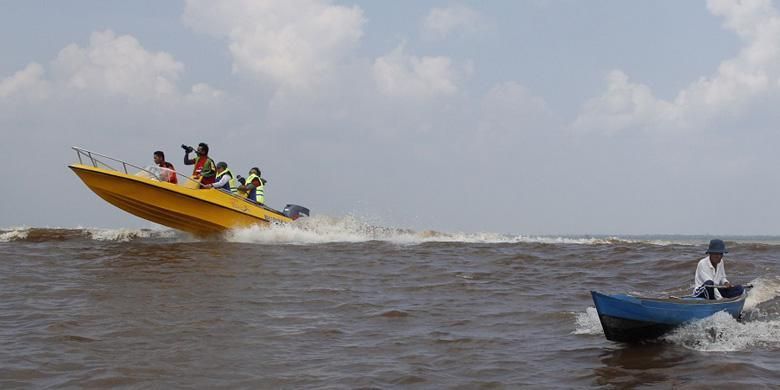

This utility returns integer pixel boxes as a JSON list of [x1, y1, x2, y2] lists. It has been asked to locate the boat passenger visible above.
[[202, 161, 238, 194], [240, 167, 265, 205], [153, 151, 178, 184], [183, 142, 216, 185], [693, 239, 744, 300]]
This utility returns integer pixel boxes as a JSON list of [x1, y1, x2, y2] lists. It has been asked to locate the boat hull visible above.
[[590, 291, 746, 343], [69, 164, 291, 236]]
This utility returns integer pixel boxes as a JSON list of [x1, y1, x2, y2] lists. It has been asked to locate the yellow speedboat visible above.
[[69, 147, 309, 236]]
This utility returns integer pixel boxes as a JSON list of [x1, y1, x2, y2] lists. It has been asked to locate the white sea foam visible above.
[[744, 276, 780, 310], [0, 228, 30, 242], [664, 311, 780, 352], [572, 307, 603, 335], [224, 215, 633, 245], [577, 279, 780, 349], [85, 228, 177, 242]]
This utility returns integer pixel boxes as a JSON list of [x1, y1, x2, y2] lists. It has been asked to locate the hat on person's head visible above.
[[216, 161, 227, 170], [705, 239, 728, 254]]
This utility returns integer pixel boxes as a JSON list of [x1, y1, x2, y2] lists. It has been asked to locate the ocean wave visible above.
[[6, 218, 780, 246], [0, 227, 30, 242], [224, 215, 639, 245], [0, 227, 179, 243], [85, 228, 177, 242]]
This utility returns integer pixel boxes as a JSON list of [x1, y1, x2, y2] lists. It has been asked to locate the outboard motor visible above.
[[283, 204, 310, 221]]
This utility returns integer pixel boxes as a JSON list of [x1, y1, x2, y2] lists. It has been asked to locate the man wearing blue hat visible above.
[[693, 239, 744, 299]]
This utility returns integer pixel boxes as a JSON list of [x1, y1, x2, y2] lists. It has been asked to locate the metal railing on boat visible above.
[[72, 146, 203, 186]]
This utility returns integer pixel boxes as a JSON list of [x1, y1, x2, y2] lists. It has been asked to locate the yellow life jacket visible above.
[[216, 168, 239, 194], [246, 173, 265, 204]]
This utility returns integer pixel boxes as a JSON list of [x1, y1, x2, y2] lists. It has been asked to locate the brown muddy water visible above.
[[1, 222, 779, 388]]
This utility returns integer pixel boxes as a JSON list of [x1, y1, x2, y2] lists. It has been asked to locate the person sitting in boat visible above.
[[201, 161, 238, 194], [693, 239, 744, 300], [239, 167, 265, 205], [153, 151, 177, 184], [182, 142, 216, 185]]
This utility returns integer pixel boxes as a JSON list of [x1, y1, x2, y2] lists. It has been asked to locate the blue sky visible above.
[[2, 0, 779, 235]]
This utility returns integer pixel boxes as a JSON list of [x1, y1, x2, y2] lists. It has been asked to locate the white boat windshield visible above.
[[136, 165, 176, 183]]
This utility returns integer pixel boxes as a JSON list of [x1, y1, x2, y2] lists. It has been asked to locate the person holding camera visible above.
[[182, 142, 216, 185]]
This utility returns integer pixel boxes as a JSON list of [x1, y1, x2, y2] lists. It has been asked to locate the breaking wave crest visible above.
[[0, 227, 179, 243], [0, 228, 30, 242], [8, 217, 780, 247], [85, 228, 178, 242], [224, 215, 629, 245]]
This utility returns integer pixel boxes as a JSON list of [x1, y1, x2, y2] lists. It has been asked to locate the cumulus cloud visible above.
[[573, 0, 780, 134], [0, 30, 222, 104], [51, 30, 185, 100], [422, 4, 484, 41], [372, 45, 461, 99], [183, 0, 365, 89], [0, 62, 49, 100], [572, 70, 678, 134]]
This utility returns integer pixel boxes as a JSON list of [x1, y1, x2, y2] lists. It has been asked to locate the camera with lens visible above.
[[181, 144, 194, 153]]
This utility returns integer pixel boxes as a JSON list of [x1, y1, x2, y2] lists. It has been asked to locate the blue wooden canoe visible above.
[[590, 290, 747, 342]]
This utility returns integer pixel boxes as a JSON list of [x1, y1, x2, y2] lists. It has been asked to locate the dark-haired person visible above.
[[202, 161, 238, 194], [153, 151, 177, 184], [240, 167, 265, 204], [693, 239, 744, 300], [183, 142, 216, 185]]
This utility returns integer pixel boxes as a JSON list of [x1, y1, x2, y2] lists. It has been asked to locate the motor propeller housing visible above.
[[283, 204, 310, 220]]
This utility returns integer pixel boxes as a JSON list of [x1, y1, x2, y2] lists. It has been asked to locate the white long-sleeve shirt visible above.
[[211, 174, 230, 189], [693, 256, 729, 299]]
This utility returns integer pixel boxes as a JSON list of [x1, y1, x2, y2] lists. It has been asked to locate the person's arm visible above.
[[184, 152, 195, 165], [206, 174, 229, 189], [694, 259, 714, 287]]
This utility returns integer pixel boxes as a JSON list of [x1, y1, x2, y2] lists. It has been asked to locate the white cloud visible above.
[[0, 62, 49, 100], [0, 30, 222, 104], [573, 0, 780, 134], [707, 0, 777, 40], [572, 70, 678, 134], [422, 4, 484, 41], [372, 45, 460, 99], [183, 0, 365, 89], [51, 30, 184, 100]]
